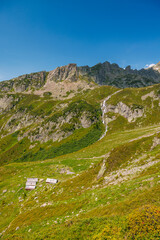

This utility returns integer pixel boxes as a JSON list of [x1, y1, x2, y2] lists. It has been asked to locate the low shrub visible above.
[[126, 205, 160, 239], [93, 225, 123, 240]]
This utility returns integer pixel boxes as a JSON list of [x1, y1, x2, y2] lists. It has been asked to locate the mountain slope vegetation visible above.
[[0, 62, 160, 239]]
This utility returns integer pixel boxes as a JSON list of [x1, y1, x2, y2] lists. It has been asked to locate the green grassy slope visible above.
[[0, 84, 160, 239]]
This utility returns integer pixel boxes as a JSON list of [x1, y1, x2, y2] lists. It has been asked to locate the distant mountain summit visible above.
[[151, 61, 160, 73], [0, 61, 160, 96]]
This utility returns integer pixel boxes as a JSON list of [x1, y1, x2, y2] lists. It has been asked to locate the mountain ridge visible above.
[[1, 61, 160, 97]]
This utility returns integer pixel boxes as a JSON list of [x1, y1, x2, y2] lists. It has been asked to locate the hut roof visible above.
[[26, 181, 37, 186], [27, 178, 38, 182], [46, 178, 58, 184], [25, 185, 36, 190]]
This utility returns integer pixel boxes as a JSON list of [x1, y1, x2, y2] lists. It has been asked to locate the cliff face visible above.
[[79, 61, 160, 87], [46, 61, 160, 88], [0, 71, 47, 92], [0, 61, 160, 96], [47, 64, 78, 82]]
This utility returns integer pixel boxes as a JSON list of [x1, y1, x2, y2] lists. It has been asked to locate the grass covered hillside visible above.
[[0, 82, 160, 239]]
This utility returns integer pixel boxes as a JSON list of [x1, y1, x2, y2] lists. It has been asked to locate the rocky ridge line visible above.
[[1, 61, 160, 96]]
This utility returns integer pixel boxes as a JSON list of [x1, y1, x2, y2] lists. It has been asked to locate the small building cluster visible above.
[[25, 178, 38, 190], [25, 177, 58, 190]]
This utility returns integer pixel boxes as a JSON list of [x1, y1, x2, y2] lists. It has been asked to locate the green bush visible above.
[[61, 123, 75, 132], [43, 91, 52, 97]]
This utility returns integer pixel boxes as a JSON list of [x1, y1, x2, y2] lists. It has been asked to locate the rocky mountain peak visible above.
[[47, 63, 78, 82], [125, 65, 132, 72], [152, 61, 160, 73], [0, 60, 160, 95]]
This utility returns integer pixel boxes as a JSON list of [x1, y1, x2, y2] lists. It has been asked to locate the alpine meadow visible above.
[[0, 61, 160, 239]]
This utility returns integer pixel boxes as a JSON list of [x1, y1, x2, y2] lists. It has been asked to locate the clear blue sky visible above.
[[0, 0, 160, 81]]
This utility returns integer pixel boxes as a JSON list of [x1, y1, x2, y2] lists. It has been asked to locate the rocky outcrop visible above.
[[151, 136, 160, 150], [34, 64, 96, 99], [0, 71, 47, 93], [0, 93, 100, 144], [35, 76, 95, 99], [80, 112, 92, 128], [141, 91, 155, 100], [27, 126, 70, 143], [47, 64, 78, 82], [97, 159, 106, 180], [104, 157, 159, 185], [1, 60, 160, 94], [79, 61, 160, 88], [0, 95, 14, 112], [48, 62, 160, 88], [16, 109, 96, 143], [105, 102, 144, 122], [1, 112, 41, 137]]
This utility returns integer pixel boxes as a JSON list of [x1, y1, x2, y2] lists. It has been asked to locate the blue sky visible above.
[[0, 0, 160, 81]]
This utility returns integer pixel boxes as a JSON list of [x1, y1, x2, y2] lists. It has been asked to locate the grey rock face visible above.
[[0, 71, 47, 93], [1, 61, 160, 92], [16, 110, 95, 144], [87, 62, 160, 88], [49, 61, 160, 88], [80, 113, 92, 128], [0, 95, 13, 112], [105, 102, 144, 122], [2, 112, 40, 137], [47, 64, 78, 82], [151, 136, 160, 150]]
